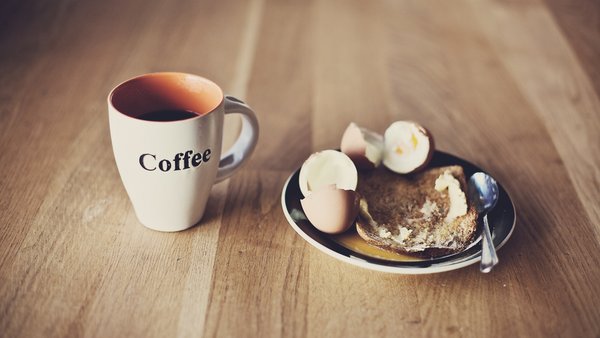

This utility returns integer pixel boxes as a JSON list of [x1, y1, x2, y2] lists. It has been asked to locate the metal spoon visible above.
[[468, 172, 499, 273]]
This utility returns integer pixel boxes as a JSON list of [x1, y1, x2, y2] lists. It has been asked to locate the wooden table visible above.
[[1, 0, 599, 337]]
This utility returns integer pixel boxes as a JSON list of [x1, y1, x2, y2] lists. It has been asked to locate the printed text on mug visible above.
[[139, 149, 212, 172]]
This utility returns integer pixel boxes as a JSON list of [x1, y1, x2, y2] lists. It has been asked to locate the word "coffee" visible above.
[[139, 149, 212, 172]]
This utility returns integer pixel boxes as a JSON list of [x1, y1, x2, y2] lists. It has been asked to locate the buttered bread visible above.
[[356, 165, 478, 258]]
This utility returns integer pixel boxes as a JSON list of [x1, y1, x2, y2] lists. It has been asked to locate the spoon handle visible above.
[[480, 214, 499, 273]]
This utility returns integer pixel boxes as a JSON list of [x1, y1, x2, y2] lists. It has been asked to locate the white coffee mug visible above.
[[108, 72, 259, 232]]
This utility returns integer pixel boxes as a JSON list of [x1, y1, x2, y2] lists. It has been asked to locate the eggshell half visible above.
[[300, 185, 360, 234], [383, 121, 434, 174], [340, 123, 384, 170], [299, 150, 358, 197]]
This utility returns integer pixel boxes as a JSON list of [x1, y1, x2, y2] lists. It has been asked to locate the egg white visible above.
[[299, 150, 358, 197]]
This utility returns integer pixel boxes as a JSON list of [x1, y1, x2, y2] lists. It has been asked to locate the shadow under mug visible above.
[[108, 72, 259, 232]]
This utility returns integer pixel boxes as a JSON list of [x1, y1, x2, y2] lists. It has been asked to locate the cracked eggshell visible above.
[[298, 150, 358, 197], [340, 122, 384, 170], [300, 185, 360, 234], [383, 121, 434, 174]]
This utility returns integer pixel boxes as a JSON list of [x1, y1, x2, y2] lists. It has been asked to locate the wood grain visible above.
[[470, 0, 600, 240], [544, 0, 600, 97], [203, 171, 309, 338], [0, 0, 599, 337], [245, 0, 314, 170]]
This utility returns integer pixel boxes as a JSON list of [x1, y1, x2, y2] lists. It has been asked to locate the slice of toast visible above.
[[355, 165, 478, 258]]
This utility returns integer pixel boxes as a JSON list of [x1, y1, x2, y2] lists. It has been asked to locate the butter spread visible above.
[[392, 227, 412, 244], [434, 170, 468, 222], [419, 198, 438, 220], [378, 228, 392, 239]]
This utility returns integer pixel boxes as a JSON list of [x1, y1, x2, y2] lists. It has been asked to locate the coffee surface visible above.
[[136, 109, 198, 122]]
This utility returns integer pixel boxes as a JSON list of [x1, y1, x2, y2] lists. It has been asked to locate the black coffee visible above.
[[136, 109, 199, 122]]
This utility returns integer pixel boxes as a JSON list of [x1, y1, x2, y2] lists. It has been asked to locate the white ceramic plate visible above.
[[280, 151, 516, 274]]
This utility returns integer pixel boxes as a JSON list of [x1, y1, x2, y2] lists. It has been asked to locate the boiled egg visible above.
[[340, 122, 384, 170], [298, 150, 360, 234], [383, 121, 434, 174]]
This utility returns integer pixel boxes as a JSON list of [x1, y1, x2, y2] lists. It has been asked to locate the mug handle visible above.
[[215, 96, 259, 183]]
